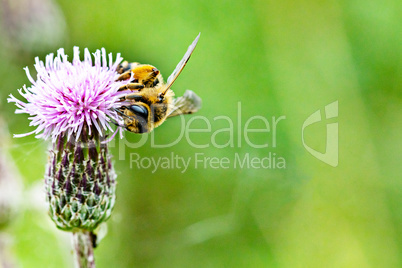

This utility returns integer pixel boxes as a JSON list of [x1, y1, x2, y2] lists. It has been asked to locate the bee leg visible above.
[[124, 93, 144, 102], [116, 71, 132, 81], [127, 83, 145, 90], [118, 83, 145, 91], [116, 61, 129, 74]]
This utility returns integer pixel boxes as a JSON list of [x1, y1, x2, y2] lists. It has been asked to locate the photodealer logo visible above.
[[302, 101, 338, 167]]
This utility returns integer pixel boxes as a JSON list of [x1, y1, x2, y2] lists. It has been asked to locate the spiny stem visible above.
[[72, 230, 95, 268]]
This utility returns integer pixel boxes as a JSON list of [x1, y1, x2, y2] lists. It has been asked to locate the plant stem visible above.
[[72, 230, 95, 268]]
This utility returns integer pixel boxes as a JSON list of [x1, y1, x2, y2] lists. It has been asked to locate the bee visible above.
[[115, 34, 202, 134]]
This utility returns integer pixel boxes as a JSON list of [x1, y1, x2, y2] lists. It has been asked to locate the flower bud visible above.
[[45, 128, 116, 231]]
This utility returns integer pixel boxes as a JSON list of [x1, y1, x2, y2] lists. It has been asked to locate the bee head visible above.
[[126, 104, 149, 133]]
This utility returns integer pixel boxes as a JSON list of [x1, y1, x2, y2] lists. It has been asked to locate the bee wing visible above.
[[168, 90, 202, 118], [164, 33, 200, 92]]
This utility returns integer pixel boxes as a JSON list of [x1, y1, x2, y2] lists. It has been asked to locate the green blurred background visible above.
[[0, 0, 402, 267]]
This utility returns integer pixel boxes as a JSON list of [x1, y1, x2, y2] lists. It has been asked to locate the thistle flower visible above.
[[8, 47, 127, 267], [8, 47, 125, 141]]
